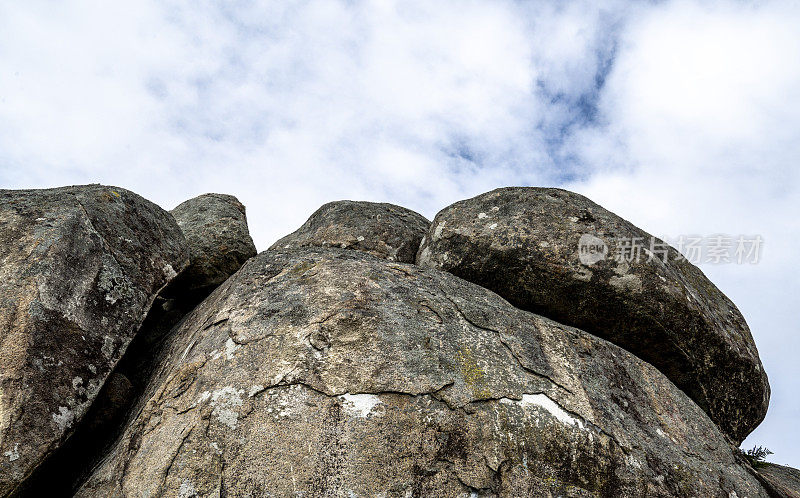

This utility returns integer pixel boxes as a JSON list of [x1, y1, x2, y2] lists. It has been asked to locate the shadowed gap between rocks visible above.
[[7, 192, 260, 495], [9, 285, 216, 497]]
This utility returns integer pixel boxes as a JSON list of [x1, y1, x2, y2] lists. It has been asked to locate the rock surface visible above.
[[169, 193, 257, 295], [417, 187, 768, 444], [79, 248, 767, 497], [759, 464, 800, 498], [269, 200, 429, 263], [0, 185, 188, 495]]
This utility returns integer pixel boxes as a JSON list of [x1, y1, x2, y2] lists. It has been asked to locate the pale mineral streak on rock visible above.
[[608, 273, 643, 293], [340, 393, 383, 418], [500, 393, 586, 430]]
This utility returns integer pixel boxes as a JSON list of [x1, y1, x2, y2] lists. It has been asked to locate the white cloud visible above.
[[2, 0, 624, 236]]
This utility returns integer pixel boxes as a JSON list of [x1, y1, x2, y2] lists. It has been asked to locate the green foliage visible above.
[[738, 445, 773, 468]]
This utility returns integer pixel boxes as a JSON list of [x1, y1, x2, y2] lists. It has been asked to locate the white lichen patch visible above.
[[339, 393, 382, 418], [609, 274, 643, 293], [162, 263, 177, 280], [211, 338, 240, 361], [417, 246, 432, 266], [101, 335, 116, 359], [224, 337, 241, 360], [357, 236, 365, 241], [85, 378, 102, 400], [210, 387, 244, 429], [612, 262, 630, 275], [72, 376, 84, 390], [177, 479, 196, 498], [477, 212, 488, 219], [4, 443, 19, 462], [572, 268, 593, 282], [625, 454, 643, 469], [488, 223, 498, 230], [263, 386, 307, 418], [433, 221, 446, 239], [52, 406, 75, 432], [97, 263, 133, 305]]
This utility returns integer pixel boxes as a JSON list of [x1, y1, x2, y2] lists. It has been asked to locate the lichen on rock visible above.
[[417, 186, 769, 444], [0, 185, 188, 495], [78, 248, 769, 497], [269, 200, 429, 263]]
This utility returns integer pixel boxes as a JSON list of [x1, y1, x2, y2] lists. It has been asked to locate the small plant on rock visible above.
[[738, 445, 773, 468]]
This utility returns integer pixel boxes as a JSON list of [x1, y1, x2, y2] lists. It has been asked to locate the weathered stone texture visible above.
[[0, 185, 188, 495], [79, 248, 767, 497], [417, 187, 768, 443], [169, 193, 257, 294], [270, 200, 429, 263]]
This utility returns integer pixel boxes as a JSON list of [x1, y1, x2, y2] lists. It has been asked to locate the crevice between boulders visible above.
[[10, 284, 215, 497], [11, 192, 258, 497]]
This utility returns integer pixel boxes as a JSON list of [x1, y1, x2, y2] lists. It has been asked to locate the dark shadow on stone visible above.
[[10, 287, 213, 497]]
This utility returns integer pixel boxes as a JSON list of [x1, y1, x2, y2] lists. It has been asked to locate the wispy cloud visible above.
[[1, 0, 631, 233]]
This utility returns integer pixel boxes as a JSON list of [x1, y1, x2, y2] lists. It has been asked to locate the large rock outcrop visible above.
[[79, 248, 767, 497], [759, 464, 800, 498], [169, 193, 257, 296], [269, 200, 429, 263], [417, 187, 769, 443], [0, 185, 188, 495]]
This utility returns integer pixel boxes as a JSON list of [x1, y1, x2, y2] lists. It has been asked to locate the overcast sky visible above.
[[2, 0, 799, 467]]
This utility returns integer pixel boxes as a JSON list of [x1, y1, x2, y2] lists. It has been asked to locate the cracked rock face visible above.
[[417, 187, 769, 444], [0, 185, 188, 495], [79, 248, 766, 497], [169, 193, 257, 295], [269, 200, 429, 263], [759, 464, 800, 498]]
